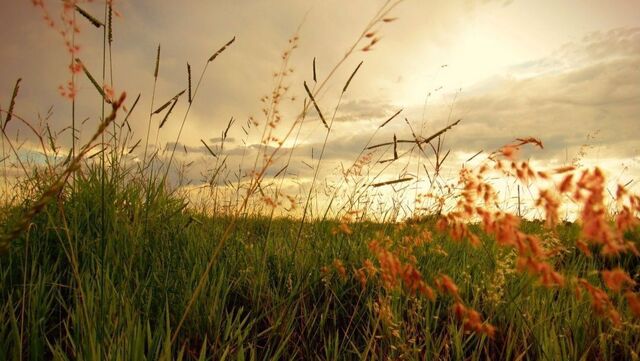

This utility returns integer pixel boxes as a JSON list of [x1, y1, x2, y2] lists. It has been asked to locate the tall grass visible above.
[[0, 1, 639, 360]]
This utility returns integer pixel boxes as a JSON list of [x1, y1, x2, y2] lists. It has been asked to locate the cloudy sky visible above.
[[1, 0, 639, 216]]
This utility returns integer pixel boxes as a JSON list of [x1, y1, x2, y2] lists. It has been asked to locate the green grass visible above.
[[1, 165, 639, 360], [2, 2, 639, 359]]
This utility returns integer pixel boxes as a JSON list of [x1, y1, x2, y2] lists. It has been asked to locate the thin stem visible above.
[[143, 45, 160, 169], [163, 58, 212, 183], [98, 1, 108, 351], [294, 91, 344, 252]]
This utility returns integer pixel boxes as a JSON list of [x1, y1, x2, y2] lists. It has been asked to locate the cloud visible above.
[[556, 27, 640, 64], [1, 1, 638, 193], [444, 28, 640, 163], [209, 137, 237, 144], [333, 98, 397, 123]]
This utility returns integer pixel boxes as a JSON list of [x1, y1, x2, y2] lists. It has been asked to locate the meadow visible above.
[[1, 1, 639, 360]]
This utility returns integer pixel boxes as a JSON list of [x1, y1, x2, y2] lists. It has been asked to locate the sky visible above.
[[0, 0, 639, 218]]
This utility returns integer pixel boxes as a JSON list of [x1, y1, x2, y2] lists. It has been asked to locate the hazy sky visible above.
[[1, 0, 639, 209]]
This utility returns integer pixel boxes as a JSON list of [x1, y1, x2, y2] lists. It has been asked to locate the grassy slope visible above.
[[1, 167, 639, 360]]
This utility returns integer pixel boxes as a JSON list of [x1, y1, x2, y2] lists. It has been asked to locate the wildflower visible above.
[[103, 84, 115, 103], [332, 259, 347, 279], [374, 297, 395, 327], [602, 268, 635, 292], [354, 268, 367, 289], [578, 279, 621, 326], [335, 222, 352, 235], [516, 257, 564, 287], [576, 240, 592, 256], [452, 302, 495, 338], [536, 190, 560, 228], [435, 274, 459, 298], [559, 174, 574, 194], [625, 292, 640, 318], [553, 166, 575, 174], [500, 145, 519, 160]]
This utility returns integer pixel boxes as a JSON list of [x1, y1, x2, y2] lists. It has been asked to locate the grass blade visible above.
[[208, 36, 236, 62], [75, 5, 104, 28], [200, 139, 217, 158], [3, 78, 21, 130], [154, 44, 161, 79], [153, 90, 185, 115], [342, 61, 363, 93], [371, 177, 412, 188], [158, 98, 179, 129], [77, 59, 111, 104], [187, 63, 192, 103], [379, 108, 402, 128], [312, 57, 317, 82], [303, 81, 328, 130]]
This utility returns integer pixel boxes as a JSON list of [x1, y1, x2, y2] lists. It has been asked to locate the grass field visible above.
[[1, 166, 639, 359], [1, 1, 640, 360]]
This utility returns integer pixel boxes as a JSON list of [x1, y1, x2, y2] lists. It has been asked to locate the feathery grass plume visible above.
[[303, 81, 328, 129], [439, 148, 451, 165], [154, 45, 161, 78], [368, 118, 461, 150], [75, 5, 104, 28], [208, 36, 236, 62], [343, 61, 363, 93], [312, 57, 317, 82], [153, 90, 185, 114], [45, 124, 57, 153], [77, 58, 111, 103], [221, 117, 235, 151], [0, 92, 126, 254], [372, 177, 413, 188], [393, 134, 398, 160], [128, 139, 141, 154], [3, 78, 21, 131], [107, 4, 113, 44], [465, 149, 483, 162], [122, 93, 141, 128], [158, 97, 179, 129], [361, 37, 380, 52], [273, 164, 288, 178], [379, 108, 402, 128], [142, 44, 162, 166], [423, 118, 462, 143], [200, 139, 217, 158], [187, 63, 192, 103], [223, 117, 235, 139], [152, 99, 172, 115], [403, 116, 426, 154]]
